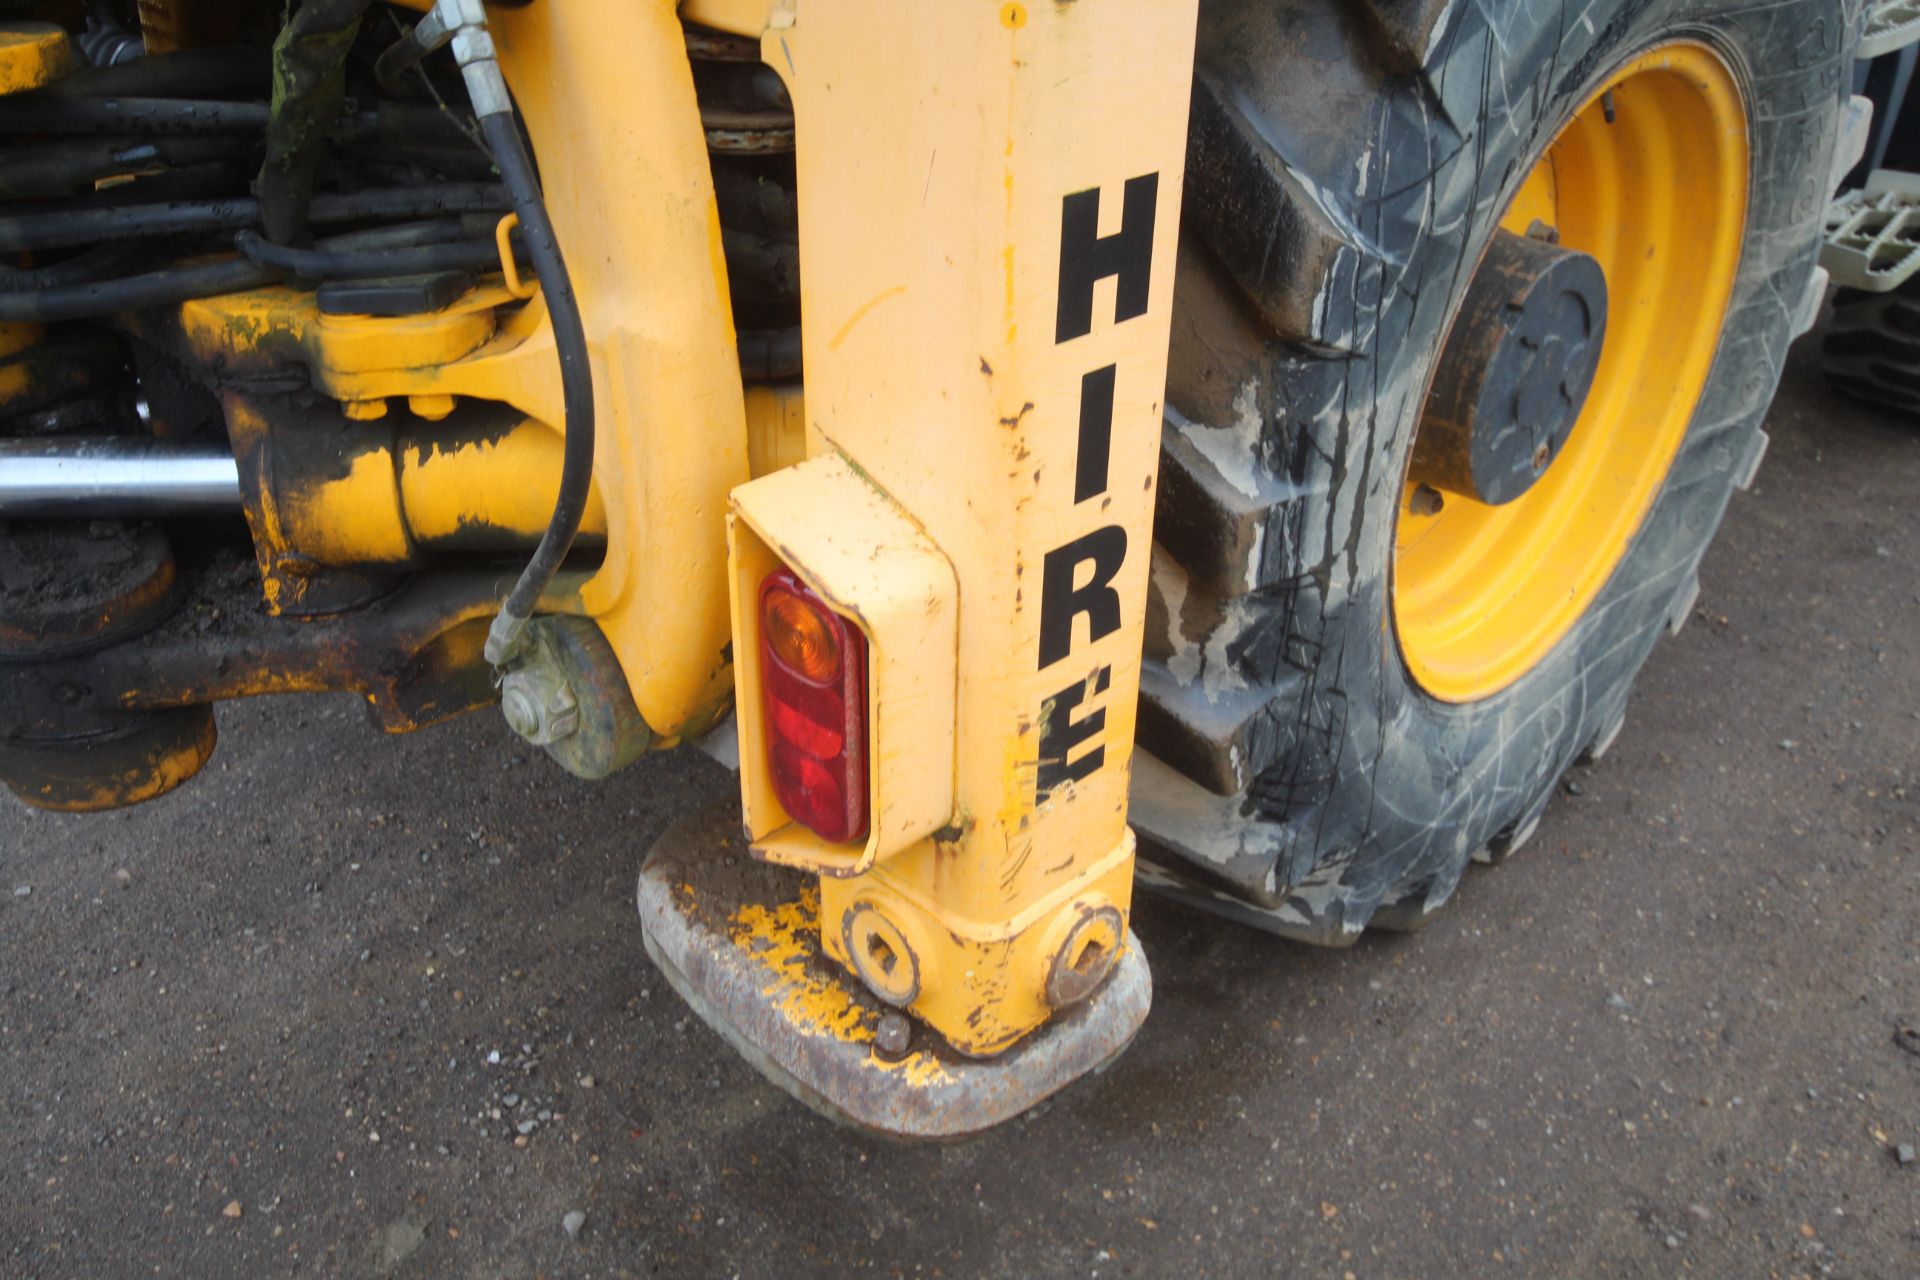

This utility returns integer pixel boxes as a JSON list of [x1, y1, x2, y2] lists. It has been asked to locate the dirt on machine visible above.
[[0, 0, 1875, 1138]]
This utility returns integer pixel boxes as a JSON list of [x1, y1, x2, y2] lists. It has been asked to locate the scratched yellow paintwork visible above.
[[15, 709, 216, 814], [294, 449, 412, 565], [397, 422, 608, 545], [217, 393, 608, 576], [180, 285, 505, 400], [709, 0, 1195, 1056], [220, 395, 297, 614], [725, 885, 953, 1088], [172, 0, 1183, 1064], [731, 890, 870, 1041]]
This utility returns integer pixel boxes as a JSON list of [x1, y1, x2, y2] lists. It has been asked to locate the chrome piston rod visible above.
[[0, 437, 241, 519]]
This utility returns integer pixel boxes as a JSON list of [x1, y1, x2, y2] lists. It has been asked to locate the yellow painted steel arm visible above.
[[726, 0, 1198, 1055], [191, 4, 753, 744], [480, 2, 750, 745]]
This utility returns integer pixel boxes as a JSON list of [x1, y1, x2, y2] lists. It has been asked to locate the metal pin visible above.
[[874, 1012, 913, 1061]]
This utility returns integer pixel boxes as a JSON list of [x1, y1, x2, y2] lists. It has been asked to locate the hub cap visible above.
[[1411, 229, 1609, 507]]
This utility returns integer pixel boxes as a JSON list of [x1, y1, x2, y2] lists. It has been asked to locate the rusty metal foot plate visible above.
[[636, 804, 1151, 1141]]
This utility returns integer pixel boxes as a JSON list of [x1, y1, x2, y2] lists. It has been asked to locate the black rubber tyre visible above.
[[1133, 0, 1858, 941], [1824, 280, 1920, 416]]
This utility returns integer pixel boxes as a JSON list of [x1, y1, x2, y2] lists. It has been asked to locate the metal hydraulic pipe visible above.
[[0, 437, 241, 518]]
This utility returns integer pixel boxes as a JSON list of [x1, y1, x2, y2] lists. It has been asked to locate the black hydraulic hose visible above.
[[234, 227, 521, 280], [374, 33, 432, 102], [0, 241, 151, 292], [0, 256, 275, 323], [0, 135, 250, 201], [0, 182, 511, 252], [0, 215, 514, 318], [45, 47, 273, 100], [309, 216, 473, 251], [0, 96, 273, 136], [0, 100, 480, 152], [477, 108, 595, 664]]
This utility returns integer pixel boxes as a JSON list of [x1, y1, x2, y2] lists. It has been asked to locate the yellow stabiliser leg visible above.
[[640, 0, 1196, 1136]]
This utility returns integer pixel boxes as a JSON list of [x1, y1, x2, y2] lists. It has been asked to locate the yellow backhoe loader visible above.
[[0, 0, 1866, 1137]]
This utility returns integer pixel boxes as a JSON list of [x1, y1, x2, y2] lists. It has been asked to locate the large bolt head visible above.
[[498, 661, 579, 746]]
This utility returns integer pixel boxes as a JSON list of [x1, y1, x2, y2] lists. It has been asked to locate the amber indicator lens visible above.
[[765, 588, 841, 683]]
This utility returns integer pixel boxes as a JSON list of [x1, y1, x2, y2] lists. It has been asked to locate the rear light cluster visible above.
[[759, 570, 869, 844]]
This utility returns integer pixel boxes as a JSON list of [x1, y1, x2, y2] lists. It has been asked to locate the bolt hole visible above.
[[1070, 936, 1107, 975], [865, 933, 897, 976], [1408, 485, 1445, 517]]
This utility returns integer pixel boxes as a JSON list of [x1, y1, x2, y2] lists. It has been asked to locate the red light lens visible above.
[[759, 571, 868, 843]]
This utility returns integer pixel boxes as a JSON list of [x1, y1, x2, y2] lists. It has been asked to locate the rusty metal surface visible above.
[[0, 701, 214, 811], [701, 108, 794, 154], [683, 25, 762, 63], [520, 615, 651, 780], [0, 543, 585, 738], [0, 517, 218, 809], [636, 803, 1152, 1141], [0, 521, 177, 657]]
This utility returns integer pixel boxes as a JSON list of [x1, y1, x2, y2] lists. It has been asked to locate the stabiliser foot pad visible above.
[[636, 804, 1151, 1140]]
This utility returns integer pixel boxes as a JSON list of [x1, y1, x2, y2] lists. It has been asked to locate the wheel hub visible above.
[[1413, 228, 1609, 506], [1391, 43, 1751, 703]]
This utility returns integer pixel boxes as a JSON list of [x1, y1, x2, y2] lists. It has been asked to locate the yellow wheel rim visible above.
[[1392, 43, 1749, 703]]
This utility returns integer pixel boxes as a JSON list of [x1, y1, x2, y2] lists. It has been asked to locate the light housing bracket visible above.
[[727, 453, 959, 877]]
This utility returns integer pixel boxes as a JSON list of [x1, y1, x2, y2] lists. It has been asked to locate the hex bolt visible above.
[[500, 684, 540, 739], [873, 1012, 912, 1062], [498, 658, 579, 746]]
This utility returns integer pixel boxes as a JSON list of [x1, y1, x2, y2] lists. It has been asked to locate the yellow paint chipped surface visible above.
[[727, 889, 953, 1087], [731, 888, 869, 1041], [729, 0, 1192, 1056]]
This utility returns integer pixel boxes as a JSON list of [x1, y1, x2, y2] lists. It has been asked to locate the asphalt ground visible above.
[[1, 327, 1916, 1278]]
